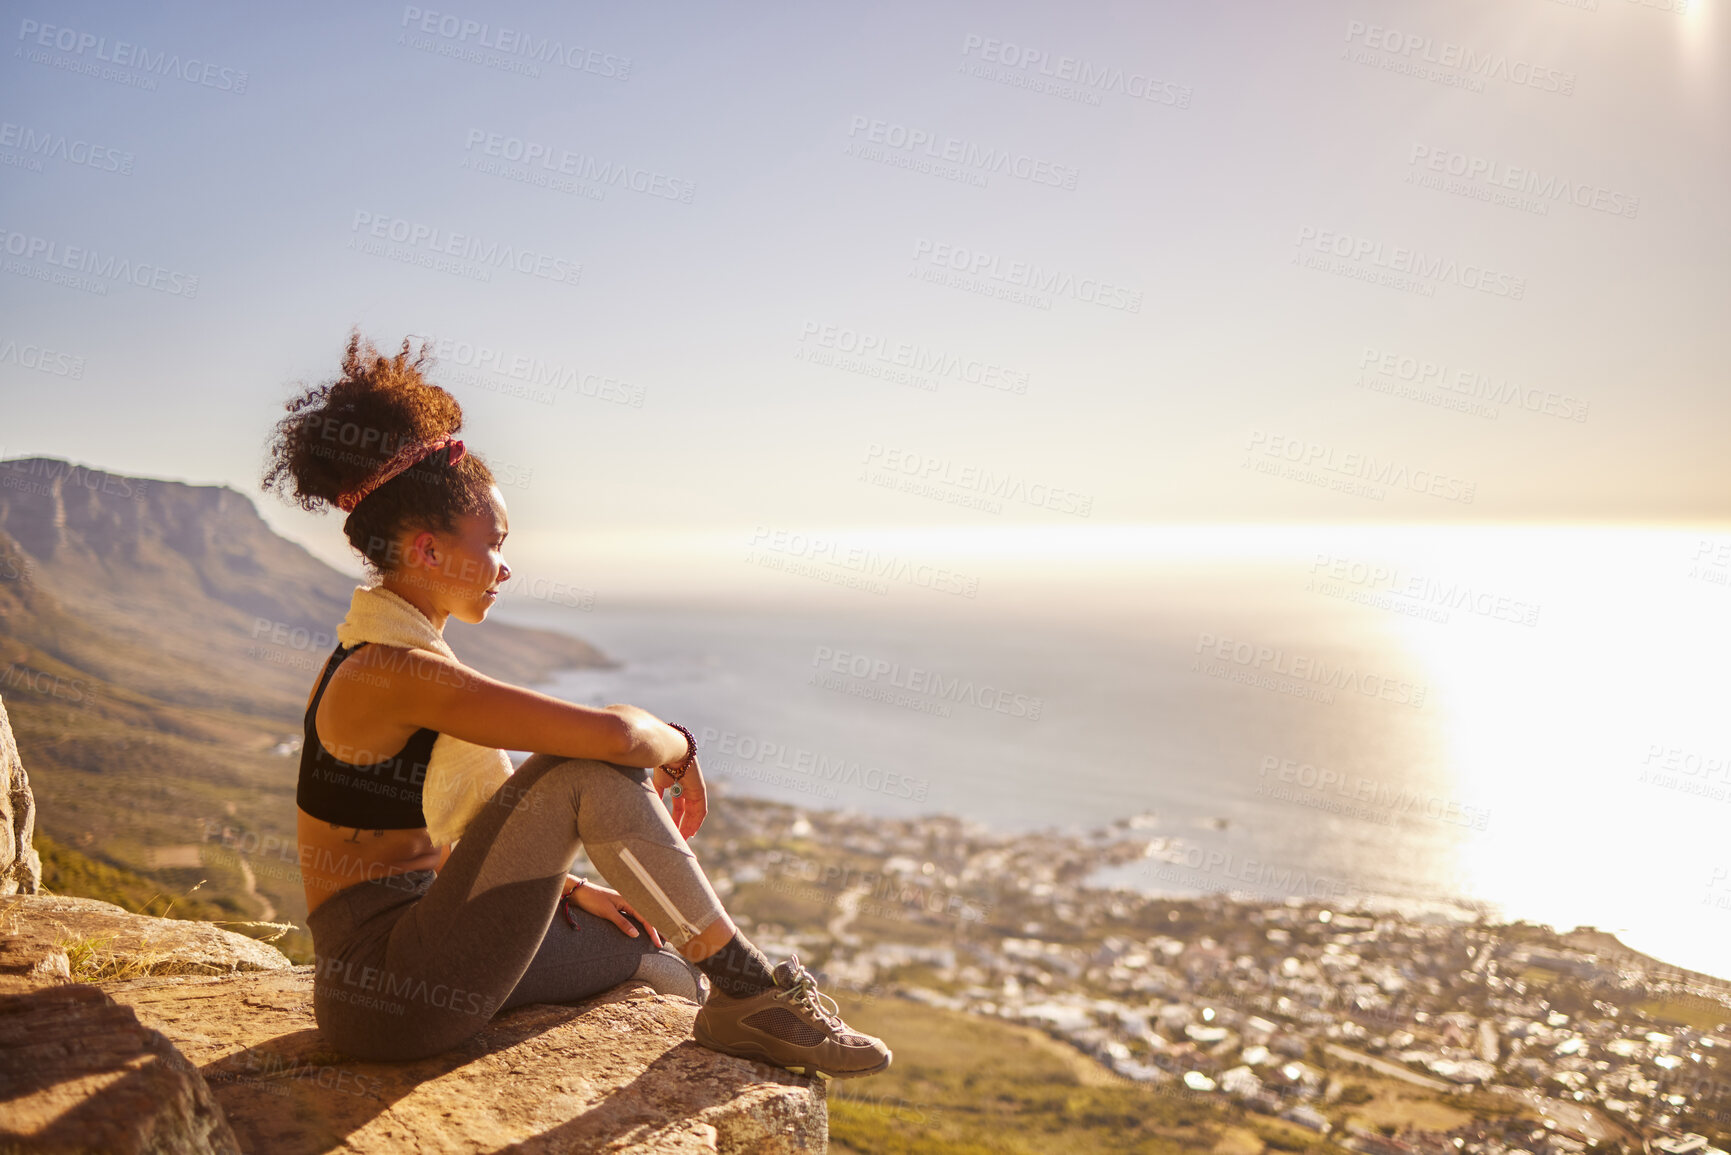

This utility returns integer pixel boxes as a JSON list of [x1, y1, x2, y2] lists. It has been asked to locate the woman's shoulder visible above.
[[336, 642, 474, 693]]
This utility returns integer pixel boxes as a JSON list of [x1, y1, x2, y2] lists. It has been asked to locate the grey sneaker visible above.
[[691, 955, 892, 1080]]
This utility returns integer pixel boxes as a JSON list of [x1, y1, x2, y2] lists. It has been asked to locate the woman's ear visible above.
[[407, 529, 440, 569]]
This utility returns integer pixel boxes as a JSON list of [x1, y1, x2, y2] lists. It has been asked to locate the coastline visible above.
[[677, 782, 1730, 1142]]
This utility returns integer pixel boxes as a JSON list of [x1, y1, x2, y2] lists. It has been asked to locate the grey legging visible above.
[[306, 754, 730, 1061]]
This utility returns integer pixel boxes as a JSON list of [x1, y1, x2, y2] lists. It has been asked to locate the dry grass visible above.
[[1334, 1074, 1477, 1134], [1212, 1125, 1269, 1155], [55, 931, 226, 981], [11, 874, 297, 983], [50, 917, 297, 982], [204, 919, 296, 944]]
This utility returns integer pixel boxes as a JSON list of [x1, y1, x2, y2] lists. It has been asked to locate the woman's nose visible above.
[[497, 561, 511, 584]]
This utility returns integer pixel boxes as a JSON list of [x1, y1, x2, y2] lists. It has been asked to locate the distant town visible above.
[[674, 785, 1731, 1155]]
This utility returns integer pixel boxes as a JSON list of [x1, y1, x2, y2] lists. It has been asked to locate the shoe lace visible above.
[[781, 956, 844, 1030]]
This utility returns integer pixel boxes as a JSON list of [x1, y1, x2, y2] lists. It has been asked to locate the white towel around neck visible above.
[[332, 584, 514, 847]]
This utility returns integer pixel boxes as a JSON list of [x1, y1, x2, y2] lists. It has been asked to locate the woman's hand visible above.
[[563, 877, 663, 949], [652, 756, 708, 840]]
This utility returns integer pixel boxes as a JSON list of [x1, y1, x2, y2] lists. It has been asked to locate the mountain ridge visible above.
[[0, 455, 609, 708]]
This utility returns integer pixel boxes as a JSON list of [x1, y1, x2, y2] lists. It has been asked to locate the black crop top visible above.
[[296, 642, 437, 829]]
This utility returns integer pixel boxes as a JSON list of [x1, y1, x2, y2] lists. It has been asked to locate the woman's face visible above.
[[403, 485, 511, 625]]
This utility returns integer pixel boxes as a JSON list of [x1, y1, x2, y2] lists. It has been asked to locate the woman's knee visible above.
[[512, 755, 650, 798]]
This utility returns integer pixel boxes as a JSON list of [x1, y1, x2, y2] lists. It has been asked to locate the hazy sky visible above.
[[9, 3, 1731, 976], [3, 0, 1727, 590]]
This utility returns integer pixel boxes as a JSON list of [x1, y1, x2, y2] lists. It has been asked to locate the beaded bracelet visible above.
[[560, 877, 586, 928], [664, 723, 697, 781]]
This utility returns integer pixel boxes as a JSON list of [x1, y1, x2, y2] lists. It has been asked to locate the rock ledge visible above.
[[104, 965, 828, 1153], [0, 689, 825, 1152]]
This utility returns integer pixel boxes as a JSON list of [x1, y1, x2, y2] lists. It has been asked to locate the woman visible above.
[[262, 330, 891, 1077]]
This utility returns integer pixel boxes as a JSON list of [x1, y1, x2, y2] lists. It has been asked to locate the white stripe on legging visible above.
[[616, 844, 705, 941]]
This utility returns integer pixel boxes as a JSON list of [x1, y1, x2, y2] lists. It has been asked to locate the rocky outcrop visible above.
[[106, 967, 827, 1153], [0, 693, 42, 896], [0, 982, 242, 1154], [0, 893, 294, 984], [1, 900, 828, 1153]]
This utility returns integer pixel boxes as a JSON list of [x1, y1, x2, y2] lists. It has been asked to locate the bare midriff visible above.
[[297, 807, 444, 916]]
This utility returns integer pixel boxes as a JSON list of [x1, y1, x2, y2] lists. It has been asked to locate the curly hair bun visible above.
[[263, 328, 496, 572]]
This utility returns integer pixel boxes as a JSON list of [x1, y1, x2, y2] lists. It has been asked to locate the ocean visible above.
[[493, 527, 1731, 979]]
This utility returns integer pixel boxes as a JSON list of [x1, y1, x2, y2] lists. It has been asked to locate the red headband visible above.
[[334, 435, 466, 513]]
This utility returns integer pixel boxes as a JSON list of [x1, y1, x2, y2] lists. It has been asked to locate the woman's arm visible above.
[[340, 647, 689, 767]]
